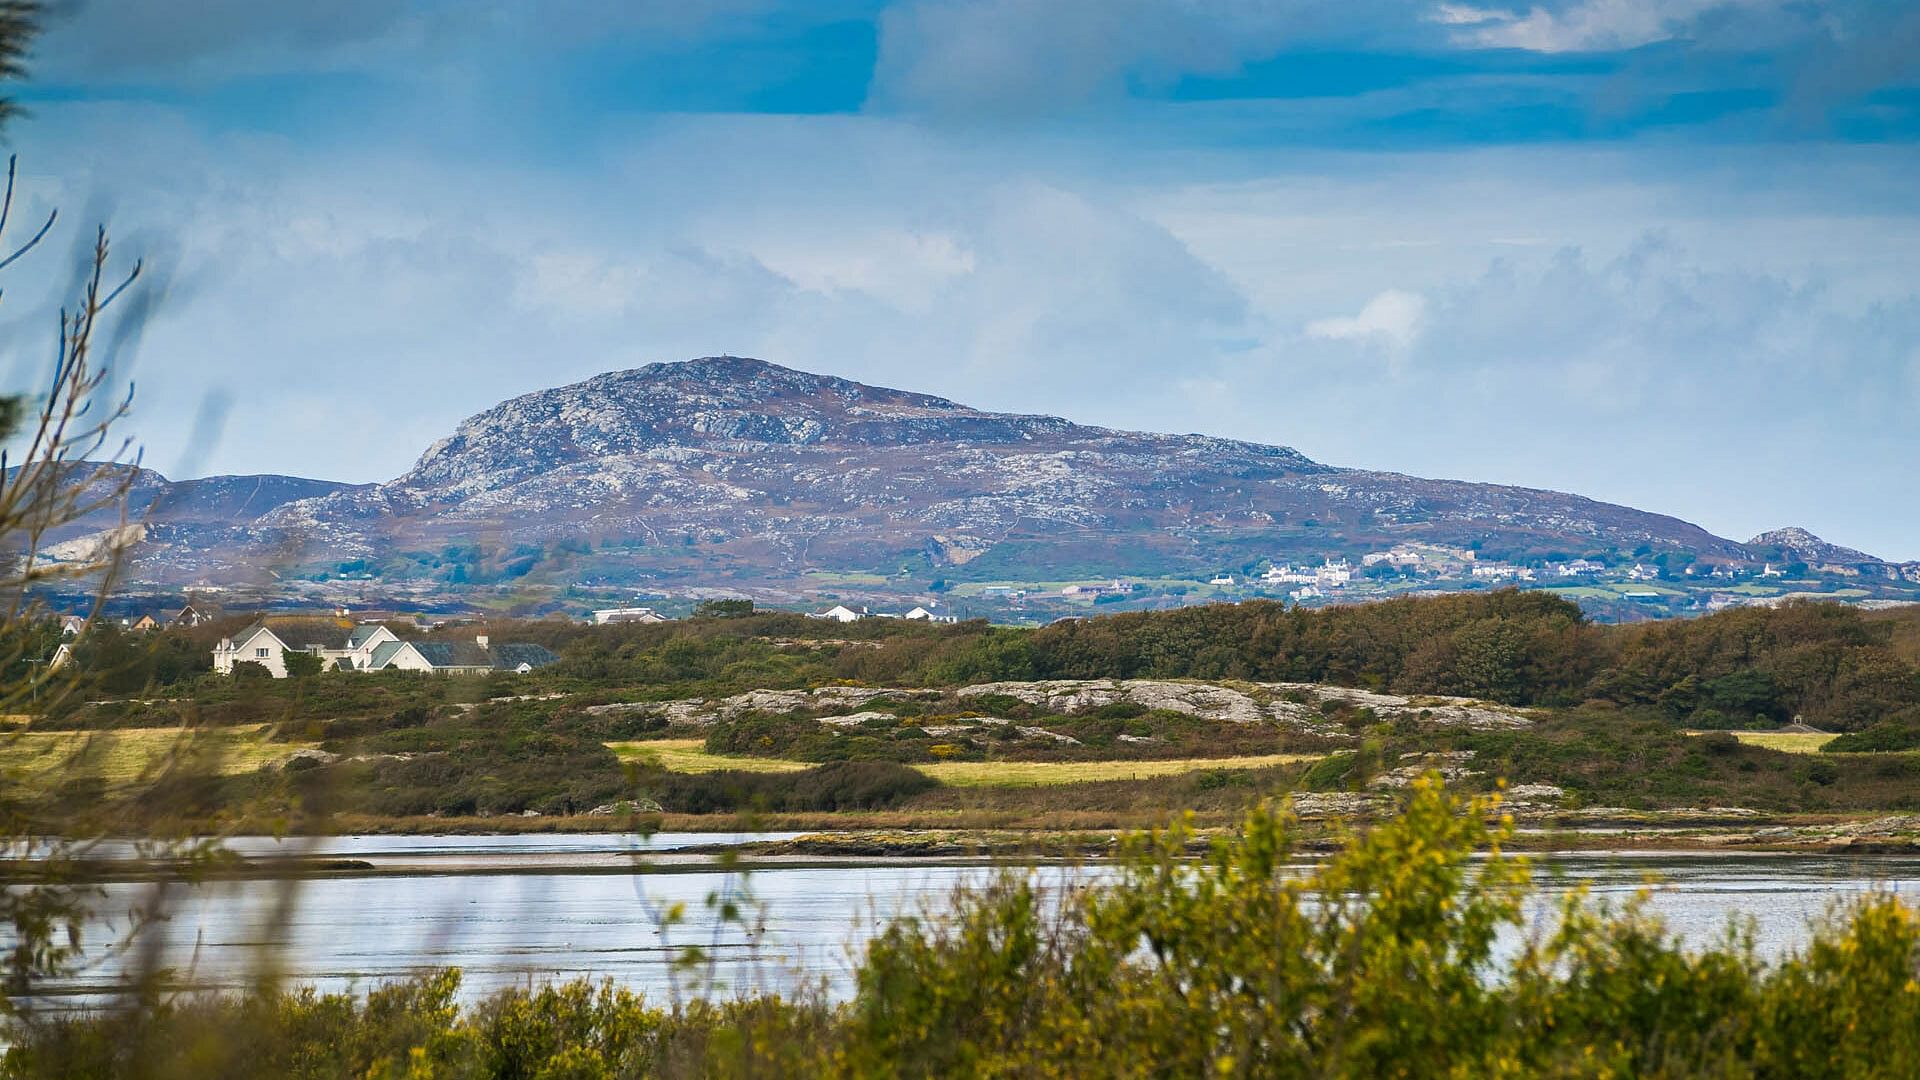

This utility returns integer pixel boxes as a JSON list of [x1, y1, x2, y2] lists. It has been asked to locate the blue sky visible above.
[[3, 0, 1918, 557]]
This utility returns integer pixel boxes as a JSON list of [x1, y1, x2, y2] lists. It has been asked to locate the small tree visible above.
[[694, 599, 754, 619], [282, 649, 324, 679]]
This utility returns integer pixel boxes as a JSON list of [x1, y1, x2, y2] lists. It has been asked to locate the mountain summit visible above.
[[1746, 528, 1881, 565], [88, 356, 1851, 595]]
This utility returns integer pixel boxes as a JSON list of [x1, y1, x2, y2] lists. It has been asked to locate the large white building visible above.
[[590, 606, 671, 625]]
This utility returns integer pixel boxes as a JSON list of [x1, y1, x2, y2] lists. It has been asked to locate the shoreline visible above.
[[13, 810, 1920, 878]]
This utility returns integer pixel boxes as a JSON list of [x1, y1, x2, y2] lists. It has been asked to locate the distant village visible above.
[[39, 540, 1920, 679], [963, 541, 1920, 617]]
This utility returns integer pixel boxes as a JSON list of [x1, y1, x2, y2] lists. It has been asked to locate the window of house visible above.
[[255, 647, 269, 658]]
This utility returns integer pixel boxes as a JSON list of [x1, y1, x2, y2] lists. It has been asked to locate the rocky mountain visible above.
[[1745, 528, 1881, 567], [66, 357, 1888, 596]]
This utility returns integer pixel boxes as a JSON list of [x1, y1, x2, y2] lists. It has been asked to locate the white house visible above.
[[1363, 547, 1426, 568], [591, 606, 671, 625], [166, 604, 213, 629], [337, 623, 405, 671], [812, 605, 868, 623], [213, 621, 347, 678], [1209, 574, 1236, 586], [1315, 559, 1354, 587], [58, 615, 87, 638], [903, 606, 959, 624]]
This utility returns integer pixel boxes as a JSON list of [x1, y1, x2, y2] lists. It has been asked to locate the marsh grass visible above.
[[1705, 731, 1837, 754], [608, 738, 1319, 787], [0, 724, 308, 788]]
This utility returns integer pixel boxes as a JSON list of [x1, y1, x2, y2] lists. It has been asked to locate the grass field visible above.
[[1685, 730, 1836, 754], [609, 739, 1318, 788], [609, 739, 811, 775], [0, 725, 306, 785]]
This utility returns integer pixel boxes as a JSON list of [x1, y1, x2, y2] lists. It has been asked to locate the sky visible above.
[[2, 0, 1917, 557]]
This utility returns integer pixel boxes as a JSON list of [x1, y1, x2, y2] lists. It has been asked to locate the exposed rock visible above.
[[586, 798, 661, 815], [959, 680, 1125, 713], [1747, 527, 1881, 565], [1503, 783, 1566, 805], [1555, 806, 1769, 823], [817, 711, 897, 729], [1286, 792, 1391, 819], [584, 678, 1528, 739], [585, 687, 912, 726], [1370, 751, 1482, 790], [1129, 681, 1270, 723], [958, 679, 1266, 725], [1265, 683, 1532, 732]]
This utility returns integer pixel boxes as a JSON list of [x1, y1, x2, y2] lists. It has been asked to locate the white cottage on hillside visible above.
[[213, 620, 353, 678]]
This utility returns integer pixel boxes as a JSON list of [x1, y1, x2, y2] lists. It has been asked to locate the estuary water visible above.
[[15, 834, 1920, 1008]]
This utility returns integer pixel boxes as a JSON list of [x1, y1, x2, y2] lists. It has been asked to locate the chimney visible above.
[[475, 634, 490, 649]]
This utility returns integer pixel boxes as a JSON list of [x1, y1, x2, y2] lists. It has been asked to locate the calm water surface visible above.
[[19, 836, 1920, 1006]]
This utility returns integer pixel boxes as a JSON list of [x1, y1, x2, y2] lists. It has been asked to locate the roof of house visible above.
[[346, 624, 391, 649], [367, 640, 407, 669], [489, 642, 559, 670], [411, 641, 495, 669], [255, 619, 348, 650]]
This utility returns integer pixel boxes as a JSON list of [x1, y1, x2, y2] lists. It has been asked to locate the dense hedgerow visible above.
[[11, 779, 1920, 1078]]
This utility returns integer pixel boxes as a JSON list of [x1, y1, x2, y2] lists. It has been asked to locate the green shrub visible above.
[[1825, 708, 1920, 752], [639, 761, 937, 814]]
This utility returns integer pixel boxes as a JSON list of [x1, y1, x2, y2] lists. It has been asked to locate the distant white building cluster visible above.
[[811, 604, 958, 624], [1261, 559, 1354, 589], [1063, 579, 1132, 597]]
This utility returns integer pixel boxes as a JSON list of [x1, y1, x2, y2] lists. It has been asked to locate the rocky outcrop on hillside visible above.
[[1747, 527, 1883, 566], [587, 678, 1532, 738]]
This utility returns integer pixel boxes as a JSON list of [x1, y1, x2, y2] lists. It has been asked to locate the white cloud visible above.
[[1202, 237, 1920, 557], [1305, 290, 1427, 352], [1433, 0, 1772, 53]]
